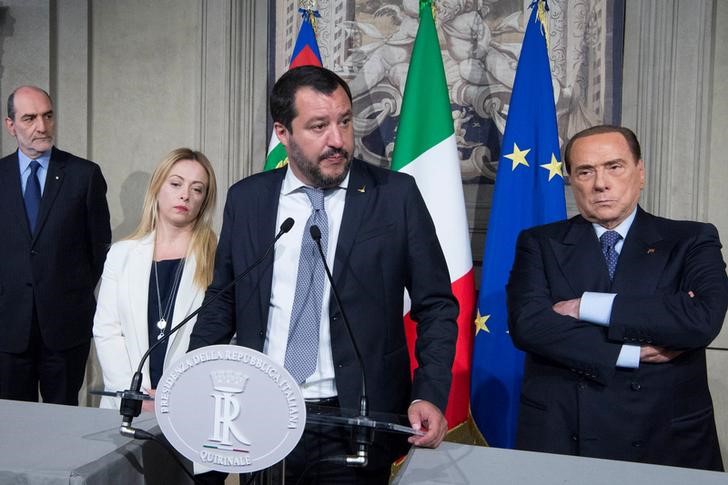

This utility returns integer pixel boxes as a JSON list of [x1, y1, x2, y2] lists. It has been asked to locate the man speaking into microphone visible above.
[[189, 65, 458, 484]]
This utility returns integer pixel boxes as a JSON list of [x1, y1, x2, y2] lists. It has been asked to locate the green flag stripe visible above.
[[391, 0, 454, 171], [264, 142, 288, 171]]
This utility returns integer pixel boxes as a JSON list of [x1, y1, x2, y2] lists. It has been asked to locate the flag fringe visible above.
[[535, 0, 550, 50], [445, 413, 488, 446]]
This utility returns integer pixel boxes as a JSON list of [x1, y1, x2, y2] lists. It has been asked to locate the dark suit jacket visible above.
[[190, 159, 458, 415], [0, 147, 111, 353], [507, 207, 728, 470]]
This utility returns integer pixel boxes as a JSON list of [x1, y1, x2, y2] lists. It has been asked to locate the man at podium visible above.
[[189, 65, 458, 484]]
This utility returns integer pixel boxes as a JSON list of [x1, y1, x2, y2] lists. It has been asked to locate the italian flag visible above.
[[391, 0, 476, 429]]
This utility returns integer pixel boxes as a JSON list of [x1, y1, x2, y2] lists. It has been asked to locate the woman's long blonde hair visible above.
[[127, 148, 217, 288]]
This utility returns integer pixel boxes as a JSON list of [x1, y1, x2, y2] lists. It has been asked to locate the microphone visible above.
[[119, 217, 295, 438], [309, 224, 370, 467]]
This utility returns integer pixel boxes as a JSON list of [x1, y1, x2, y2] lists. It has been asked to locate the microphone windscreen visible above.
[[280, 217, 295, 233], [310, 225, 321, 241]]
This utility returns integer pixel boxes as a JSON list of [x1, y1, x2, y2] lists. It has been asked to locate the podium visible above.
[[393, 441, 727, 484], [0, 399, 192, 484], [148, 345, 418, 477], [103, 345, 420, 481]]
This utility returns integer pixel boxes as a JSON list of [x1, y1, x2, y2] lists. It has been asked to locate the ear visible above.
[[637, 159, 645, 188], [273, 122, 289, 147], [4, 117, 16, 137]]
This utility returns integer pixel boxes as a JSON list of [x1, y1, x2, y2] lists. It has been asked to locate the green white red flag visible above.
[[391, 0, 476, 428]]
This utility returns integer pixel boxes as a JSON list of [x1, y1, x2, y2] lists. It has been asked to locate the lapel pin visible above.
[[646, 248, 655, 254], [358, 185, 366, 193], [55, 176, 59, 180]]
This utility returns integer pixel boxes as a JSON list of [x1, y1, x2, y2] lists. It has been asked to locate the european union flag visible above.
[[470, 0, 566, 449]]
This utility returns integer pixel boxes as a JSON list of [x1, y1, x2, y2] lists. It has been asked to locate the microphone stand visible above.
[[119, 217, 295, 439], [310, 224, 371, 467]]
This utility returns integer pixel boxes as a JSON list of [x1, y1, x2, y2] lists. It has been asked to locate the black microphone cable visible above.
[[309, 224, 371, 468]]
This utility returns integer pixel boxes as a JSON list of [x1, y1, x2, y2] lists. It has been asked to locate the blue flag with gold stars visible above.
[[470, 0, 566, 449]]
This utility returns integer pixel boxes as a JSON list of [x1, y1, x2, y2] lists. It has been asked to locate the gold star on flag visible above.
[[504, 143, 530, 170], [540, 153, 563, 181], [474, 310, 491, 335]]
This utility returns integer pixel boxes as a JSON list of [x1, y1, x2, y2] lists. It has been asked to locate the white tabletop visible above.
[[394, 441, 727, 485]]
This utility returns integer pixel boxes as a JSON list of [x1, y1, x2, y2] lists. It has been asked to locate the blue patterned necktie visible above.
[[24, 160, 42, 233], [284, 187, 329, 384], [600, 230, 622, 280]]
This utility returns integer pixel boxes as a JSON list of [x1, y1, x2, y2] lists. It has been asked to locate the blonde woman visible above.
[[93, 148, 217, 411]]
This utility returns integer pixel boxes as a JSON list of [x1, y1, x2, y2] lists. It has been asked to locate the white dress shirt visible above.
[[264, 168, 349, 399]]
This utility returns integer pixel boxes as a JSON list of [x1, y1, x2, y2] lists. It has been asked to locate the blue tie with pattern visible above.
[[284, 187, 329, 384], [24, 160, 42, 233], [600, 230, 622, 280]]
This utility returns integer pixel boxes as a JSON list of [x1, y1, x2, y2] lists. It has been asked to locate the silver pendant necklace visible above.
[[153, 258, 185, 341]]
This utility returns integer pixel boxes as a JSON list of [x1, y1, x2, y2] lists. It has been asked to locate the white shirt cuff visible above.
[[579, 292, 616, 326], [616, 344, 641, 368]]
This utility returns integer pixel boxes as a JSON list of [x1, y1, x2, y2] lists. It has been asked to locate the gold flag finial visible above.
[[299, 0, 315, 10], [299, 0, 319, 34]]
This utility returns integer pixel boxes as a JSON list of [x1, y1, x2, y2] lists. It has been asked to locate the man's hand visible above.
[[407, 400, 447, 448], [141, 388, 156, 413], [552, 298, 581, 319], [640, 345, 683, 363]]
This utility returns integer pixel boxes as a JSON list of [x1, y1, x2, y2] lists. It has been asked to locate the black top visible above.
[[147, 258, 183, 388]]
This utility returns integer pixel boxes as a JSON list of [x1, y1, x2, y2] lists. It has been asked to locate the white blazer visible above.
[[93, 233, 204, 409]]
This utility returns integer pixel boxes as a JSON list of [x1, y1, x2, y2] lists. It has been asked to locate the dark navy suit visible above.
[[0, 147, 110, 404], [190, 159, 458, 471], [508, 207, 727, 470]]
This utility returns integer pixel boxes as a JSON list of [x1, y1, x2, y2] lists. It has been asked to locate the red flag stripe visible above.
[[404, 269, 475, 426]]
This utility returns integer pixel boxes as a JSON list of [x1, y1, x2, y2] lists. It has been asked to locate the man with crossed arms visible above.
[[508, 125, 727, 470]]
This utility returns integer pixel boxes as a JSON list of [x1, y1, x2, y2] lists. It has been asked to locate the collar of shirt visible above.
[[18, 148, 51, 173], [18, 148, 52, 194], [592, 206, 637, 254]]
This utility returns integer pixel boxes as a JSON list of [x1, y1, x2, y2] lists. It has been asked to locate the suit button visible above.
[[258, 331, 264, 337], [337, 364, 343, 368], [577, 382, 586, 390], [632, 441, 644, 448], [631, 382, 641, 391], [30, 250, 39, 255], [332, 316, 338, 321], [571, 434, 578, 441], [26, 282, 33, 287]]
